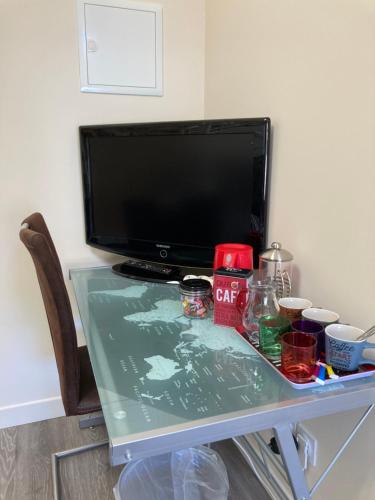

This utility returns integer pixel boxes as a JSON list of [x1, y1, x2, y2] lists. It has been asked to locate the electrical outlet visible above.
[[296, 423, 318, 468]]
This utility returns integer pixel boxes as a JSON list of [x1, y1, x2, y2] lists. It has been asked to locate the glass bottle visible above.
[[242, 281, 279, 342]]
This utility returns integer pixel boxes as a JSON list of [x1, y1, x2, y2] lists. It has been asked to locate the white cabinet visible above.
[[77, 0, 163, 95]]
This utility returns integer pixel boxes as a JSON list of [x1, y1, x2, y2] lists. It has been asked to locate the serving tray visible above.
[[238, 331, 375, 389]]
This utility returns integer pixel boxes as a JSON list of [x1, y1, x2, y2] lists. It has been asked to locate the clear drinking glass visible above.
[[240, 281, 279, 342]]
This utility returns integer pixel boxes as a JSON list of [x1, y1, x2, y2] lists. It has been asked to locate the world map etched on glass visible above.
[[85, 275, 289, 438]]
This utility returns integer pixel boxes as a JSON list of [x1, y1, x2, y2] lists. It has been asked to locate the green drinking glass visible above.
[[259, 315, 291, 360]]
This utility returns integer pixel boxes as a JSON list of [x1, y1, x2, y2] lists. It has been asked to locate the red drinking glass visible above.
[[281, 332, 317, 383]]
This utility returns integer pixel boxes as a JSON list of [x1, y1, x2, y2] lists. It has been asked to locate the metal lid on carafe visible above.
[[259, 242, 293, 262]]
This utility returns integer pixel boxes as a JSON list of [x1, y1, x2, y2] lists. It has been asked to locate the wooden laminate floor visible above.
[[0, 415, 270, 500]]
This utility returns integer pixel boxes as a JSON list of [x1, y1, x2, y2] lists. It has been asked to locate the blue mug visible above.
[[325, 324, 375, 372]]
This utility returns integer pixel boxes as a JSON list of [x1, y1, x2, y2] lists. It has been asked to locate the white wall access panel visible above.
[[77, 0, 163, 95]]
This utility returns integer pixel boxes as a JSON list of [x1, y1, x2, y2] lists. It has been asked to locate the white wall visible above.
[[205, 0, 375, 328], [0, 0, 205, 428], [205, 1, 375, 498]]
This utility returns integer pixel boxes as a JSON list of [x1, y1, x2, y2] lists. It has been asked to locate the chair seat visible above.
[[77, 346, 101, 415]]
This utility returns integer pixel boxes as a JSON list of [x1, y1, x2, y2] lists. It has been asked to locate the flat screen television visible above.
[[80, 118, 271, 270]]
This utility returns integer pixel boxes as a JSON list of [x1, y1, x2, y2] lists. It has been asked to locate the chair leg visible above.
[[51, 440, 109, 500], [79, 412, 105, 429]]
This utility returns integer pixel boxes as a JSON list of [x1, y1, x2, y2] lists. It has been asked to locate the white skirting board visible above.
[[0, 396, 65, 429]]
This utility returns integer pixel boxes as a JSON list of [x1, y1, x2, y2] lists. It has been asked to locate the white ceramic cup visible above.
[[302, 307, 339, 326], [278, 297, 313, 320]]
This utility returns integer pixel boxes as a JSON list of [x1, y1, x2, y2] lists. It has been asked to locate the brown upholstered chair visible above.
[[19, 212, 101, 416], [20, 213, 108, 500]]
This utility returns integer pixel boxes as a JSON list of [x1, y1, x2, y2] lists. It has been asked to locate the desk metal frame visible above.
[[108, 386, 375, 500], [234, 404, 374, 500], [51, 400, 375, 500]]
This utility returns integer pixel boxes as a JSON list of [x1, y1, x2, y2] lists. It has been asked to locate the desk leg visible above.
[[52, 440, 108, 500], [79, 412, 105, 429], [273, 423, 310, 500]]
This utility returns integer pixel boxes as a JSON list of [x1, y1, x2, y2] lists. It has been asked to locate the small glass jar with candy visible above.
[[179, 279, 213, 319]]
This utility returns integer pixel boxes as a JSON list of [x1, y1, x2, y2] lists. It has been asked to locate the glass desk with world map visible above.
[[70, 267, 375, 499]]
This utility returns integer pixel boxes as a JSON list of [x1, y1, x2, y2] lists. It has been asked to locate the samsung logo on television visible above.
[[156, 244, 171, 249]]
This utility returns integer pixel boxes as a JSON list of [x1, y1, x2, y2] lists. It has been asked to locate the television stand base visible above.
[[112, 259, 212, 283]]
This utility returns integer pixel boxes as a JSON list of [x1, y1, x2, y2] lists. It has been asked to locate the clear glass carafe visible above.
[[241, 281, 279, 342]]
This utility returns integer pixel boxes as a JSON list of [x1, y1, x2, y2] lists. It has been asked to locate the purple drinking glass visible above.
[[291, 319, 325, 357]]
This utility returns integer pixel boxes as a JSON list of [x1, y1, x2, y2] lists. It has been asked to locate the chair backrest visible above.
[[20, 213, 79, 416]]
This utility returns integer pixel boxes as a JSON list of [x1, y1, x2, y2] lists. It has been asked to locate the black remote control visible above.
[[112, 260, 179, 283], [124, 259, 173, 275]]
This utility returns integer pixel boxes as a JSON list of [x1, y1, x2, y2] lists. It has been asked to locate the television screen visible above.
[[80, 118, 271, 268]]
